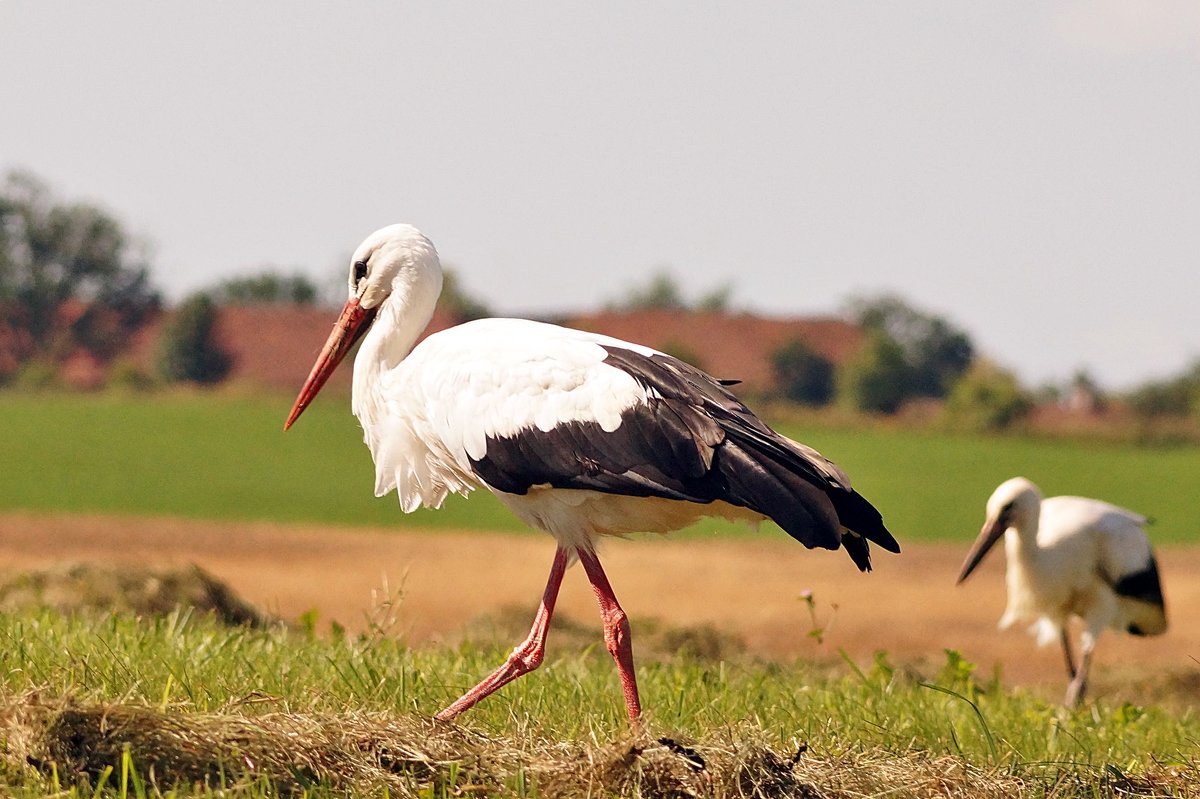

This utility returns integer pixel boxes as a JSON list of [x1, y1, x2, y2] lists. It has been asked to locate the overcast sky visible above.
[[2, 2, 1198, 389]]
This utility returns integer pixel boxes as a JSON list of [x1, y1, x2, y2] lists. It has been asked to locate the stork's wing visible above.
[[1092, 507, 1165, 608], [469, 344, 898, 570]]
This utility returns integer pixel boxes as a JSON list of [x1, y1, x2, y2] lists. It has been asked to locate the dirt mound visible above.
[[0, 562, 275, 628]]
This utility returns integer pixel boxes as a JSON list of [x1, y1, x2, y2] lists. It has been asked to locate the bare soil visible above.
[[1, 512, 1196, 701]]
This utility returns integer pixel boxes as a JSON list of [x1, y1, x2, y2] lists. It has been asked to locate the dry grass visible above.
[[1, 694, 1196, 798], [0, 695, 979, 797]]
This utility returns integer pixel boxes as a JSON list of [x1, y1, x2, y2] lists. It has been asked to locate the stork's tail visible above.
[[829, 488, 901, 572], [716, 430, 899, 572]]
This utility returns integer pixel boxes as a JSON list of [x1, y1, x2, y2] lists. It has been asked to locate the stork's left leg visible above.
[[435, 546, 571, 721], [1064, 631, 1096, 707], [576, 546, 642, 723]]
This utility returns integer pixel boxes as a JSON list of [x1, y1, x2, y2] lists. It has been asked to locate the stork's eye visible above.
[[353, 260, 368, 284]]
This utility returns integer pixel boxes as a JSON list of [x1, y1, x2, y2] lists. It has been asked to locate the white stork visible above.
[[284, 223, 899, 723], [956, 476, 1167, 706]]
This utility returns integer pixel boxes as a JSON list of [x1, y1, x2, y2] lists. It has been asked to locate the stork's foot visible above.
[[434, 639, 545, 721], [435, 547, 571, 721]]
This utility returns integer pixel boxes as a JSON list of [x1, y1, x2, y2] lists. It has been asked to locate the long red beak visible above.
[[284, 298, 377, 430], [955, 514, 1007, 585]]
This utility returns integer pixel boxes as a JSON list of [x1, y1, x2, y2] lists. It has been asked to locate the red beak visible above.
[[284, 298, 377, 430], [955, 514, 1007, 585]]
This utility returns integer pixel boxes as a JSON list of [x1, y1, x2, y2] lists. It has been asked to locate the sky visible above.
[[1, 2, 1198, 390]]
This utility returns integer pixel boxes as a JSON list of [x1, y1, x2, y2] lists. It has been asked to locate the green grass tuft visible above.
[[0, 609, 1198, 796]]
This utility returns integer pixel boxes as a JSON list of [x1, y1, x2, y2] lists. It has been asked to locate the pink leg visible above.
[[577, 547, 643, 723], [435, 546, 570, 721]]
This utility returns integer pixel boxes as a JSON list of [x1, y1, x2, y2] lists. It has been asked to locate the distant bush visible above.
[[771, 339, 834, 406], [944, 360, 1032, 432], [9, 358, 62, 391], [106, 357, 156, 392], [837, 331, 911, 414], [657, 339, 706, 373], [156, 293, 232, 385]]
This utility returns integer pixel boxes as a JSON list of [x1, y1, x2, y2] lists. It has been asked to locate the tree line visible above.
[[3, 169, 1198, 433]]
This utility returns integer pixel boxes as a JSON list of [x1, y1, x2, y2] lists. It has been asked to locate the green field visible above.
[[1, 392, 1197, 543]]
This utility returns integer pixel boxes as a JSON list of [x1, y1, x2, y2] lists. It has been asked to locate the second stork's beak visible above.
[[284, 298, 378, 430], [955, 512, 1008, 585]]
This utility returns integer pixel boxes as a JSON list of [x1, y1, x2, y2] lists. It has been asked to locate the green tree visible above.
[[0, 170, 159, 363], [611, 270, 687, 311], [157, 293, 232, 384], [608, 270, 738, 313], [214, 272, 318, 305], [1125, 360, 1200, 420], [944, 360, 1032, 431], [837, 331, 911, 414], [771, 339, 835, 406], [695, 282, 733, 313], [845, 293, 974, 398]]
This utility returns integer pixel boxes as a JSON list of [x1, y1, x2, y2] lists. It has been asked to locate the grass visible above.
[[1, 390, 1198, 543], [0, 607, 1198, 797]]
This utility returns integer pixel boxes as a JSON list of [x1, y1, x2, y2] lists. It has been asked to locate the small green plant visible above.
[[797, 588, 837, 645]]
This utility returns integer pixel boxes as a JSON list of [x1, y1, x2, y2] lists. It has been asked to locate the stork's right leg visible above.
[[435, 546, 571, 721], [577, 546, 642, 724]]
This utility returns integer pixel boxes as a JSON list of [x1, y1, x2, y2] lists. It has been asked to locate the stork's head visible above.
[[956, 476, 1042, 584], [348, 223, 442, 311], [284, 224, 442, 430]]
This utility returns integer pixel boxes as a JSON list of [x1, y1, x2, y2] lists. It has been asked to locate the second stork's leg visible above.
[[1064, 631, 1096, 708], [435, 546, 571, 721], [576, 546, 642, 723], [1060, 628, 1077, 680]]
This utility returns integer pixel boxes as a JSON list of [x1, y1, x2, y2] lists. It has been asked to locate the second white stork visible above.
[[284, 223, 899, 723], [956, 476, 1167, 706]]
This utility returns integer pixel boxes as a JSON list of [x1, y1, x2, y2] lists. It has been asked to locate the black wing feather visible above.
[[1111, 557, 1166, 608], [469, 345, 898, 571]]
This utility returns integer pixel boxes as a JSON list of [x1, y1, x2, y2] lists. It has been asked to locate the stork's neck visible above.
[[351, 272, 441, 426], [1004, 512, 1041, 559]]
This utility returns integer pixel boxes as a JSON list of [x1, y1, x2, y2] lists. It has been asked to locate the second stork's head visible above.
[[284, 224, 443, 430], [956, 476, 1042, 584]]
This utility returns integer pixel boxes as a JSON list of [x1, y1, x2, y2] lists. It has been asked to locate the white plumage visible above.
[[957, 476, 1167, 706], [369, 320, 656, 510], [286, 223, 898, 723]]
